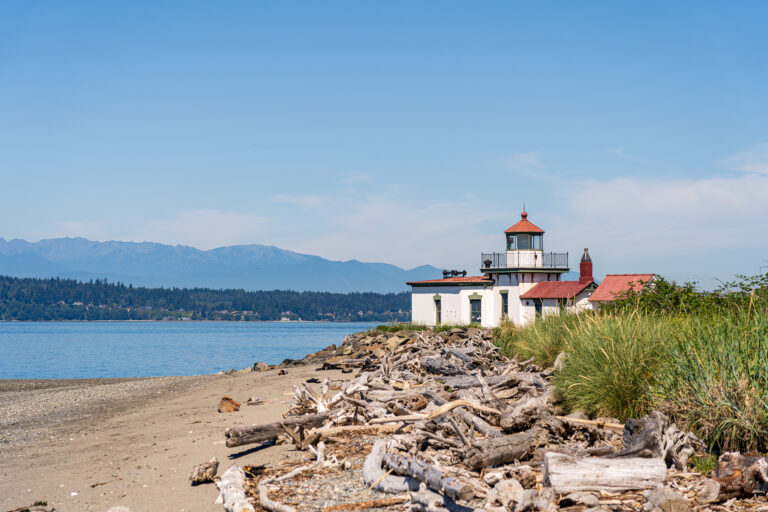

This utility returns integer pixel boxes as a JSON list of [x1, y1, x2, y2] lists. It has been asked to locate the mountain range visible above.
[[0, 237, 442, 293]]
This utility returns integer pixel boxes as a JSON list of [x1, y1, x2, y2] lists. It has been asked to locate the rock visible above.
[[278, 369, 287, 375], [466, 327, 481, 337], [218, 396, 241, 413], [253, 361, 269, 371], [246, 396, 263, 406], [189, 457, 219, 484], [642, 485, 690, 512], [237, 366, 253, 374]]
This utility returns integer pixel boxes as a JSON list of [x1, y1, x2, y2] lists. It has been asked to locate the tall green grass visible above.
[[653, 303, 768, 452], [372, 322, 480, 333], [495, 273, 768, 452]]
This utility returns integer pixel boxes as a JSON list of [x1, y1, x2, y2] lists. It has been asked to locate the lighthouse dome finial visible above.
[[521, 210, 528, 220]]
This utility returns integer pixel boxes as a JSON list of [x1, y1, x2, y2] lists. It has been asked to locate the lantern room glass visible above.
[[507, 234, 542, 250]]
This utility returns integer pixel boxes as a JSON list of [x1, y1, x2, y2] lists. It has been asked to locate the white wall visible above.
[[411, 271, 577, 328], [411, 285, 495, 327]]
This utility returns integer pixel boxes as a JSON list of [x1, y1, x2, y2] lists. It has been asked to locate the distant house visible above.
[[407, 211, 654, 327]]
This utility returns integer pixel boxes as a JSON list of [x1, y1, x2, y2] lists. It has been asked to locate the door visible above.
[[534, 299, 542, 317]]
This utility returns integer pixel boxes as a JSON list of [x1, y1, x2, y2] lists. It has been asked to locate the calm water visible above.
[[0, 321, 379, 379]]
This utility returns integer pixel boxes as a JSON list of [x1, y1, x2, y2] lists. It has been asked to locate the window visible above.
[[517, 234, 531, 250], [507, 235, 516, 250], [501, 293, 508, 320], [532, 235, 542, 250], [434, 298, 441, 325], [470, 299, 482, 323]]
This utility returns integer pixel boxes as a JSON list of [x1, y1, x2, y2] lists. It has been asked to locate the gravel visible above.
[[0, 375, 212, 450]]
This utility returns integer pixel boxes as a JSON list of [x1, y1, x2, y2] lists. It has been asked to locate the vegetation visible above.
[[496, 272, 768, 453], [0, 275, 410, 322], [372, 322, 480, 333]]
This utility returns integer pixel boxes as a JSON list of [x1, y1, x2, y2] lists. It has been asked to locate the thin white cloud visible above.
[[547, 172, 768, 282], [271, 194, 329, 209], [338, 171, 374, 184], [719, 142, 768, 175], [497, 151, 543, 171]]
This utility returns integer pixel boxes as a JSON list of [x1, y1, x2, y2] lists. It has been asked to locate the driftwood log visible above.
[[383, 450, 475, 500], [225, 412, 331, 447], [706, 452, 768, 501], [610, 410, 699, 470], [464, 428, 537, 469], [362, 439, 420, 493], [542, 452, 667, 493], [215, 465, 255, 512], [409, 483, 479, 512]]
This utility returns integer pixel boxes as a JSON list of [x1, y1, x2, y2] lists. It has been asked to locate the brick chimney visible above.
[[580, 248, 593, 284]]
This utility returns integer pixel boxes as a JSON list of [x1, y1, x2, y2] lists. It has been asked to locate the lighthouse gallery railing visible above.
[[480, 252, 569, 270]]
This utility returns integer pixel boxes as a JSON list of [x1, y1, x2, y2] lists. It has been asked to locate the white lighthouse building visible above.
[[407, 211, 598, 328]]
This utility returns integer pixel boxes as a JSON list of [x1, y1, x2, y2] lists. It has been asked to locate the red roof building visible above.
[[589, 274, 656, 302]]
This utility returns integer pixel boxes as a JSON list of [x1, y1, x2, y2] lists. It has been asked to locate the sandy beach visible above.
[[0, 366, 345, 512]]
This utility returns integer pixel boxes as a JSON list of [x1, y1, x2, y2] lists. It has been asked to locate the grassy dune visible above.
[[496, 273, 768, 452]]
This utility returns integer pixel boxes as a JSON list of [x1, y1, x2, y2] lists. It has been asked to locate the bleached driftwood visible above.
[[464, 428, 537, 469], [215, 465, 255, 512], [368, 399, 500, 425], [409, 483, 480, 512], [423, 390, 502, 438], [225, 412, 331, 447], [362, 439, 419, 493], [383, 450, 475, 500], [542, 452, 667, 493], [258, 478, 296, 512]]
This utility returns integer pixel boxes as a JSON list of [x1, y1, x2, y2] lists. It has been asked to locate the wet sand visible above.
[[0, 366, 344, 511]]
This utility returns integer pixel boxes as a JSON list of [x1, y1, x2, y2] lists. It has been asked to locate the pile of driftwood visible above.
[[216, 329, 768, 511]]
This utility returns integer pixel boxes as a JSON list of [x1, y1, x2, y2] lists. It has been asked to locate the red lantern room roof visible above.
[[504, 211, 545, 234]]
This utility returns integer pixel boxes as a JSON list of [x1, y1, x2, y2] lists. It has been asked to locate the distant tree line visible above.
[[0, 275, 410, 322]]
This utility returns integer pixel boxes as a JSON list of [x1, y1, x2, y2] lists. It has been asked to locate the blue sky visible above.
[[1, 1, 767, 286]]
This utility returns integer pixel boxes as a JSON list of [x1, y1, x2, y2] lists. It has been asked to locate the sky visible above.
[[1, 1, 767, 287]]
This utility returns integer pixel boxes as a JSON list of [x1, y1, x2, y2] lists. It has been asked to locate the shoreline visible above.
[[0, 365, 344, 511]]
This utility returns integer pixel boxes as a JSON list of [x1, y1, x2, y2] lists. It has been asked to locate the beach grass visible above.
[[496, 272, 768, 452]]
